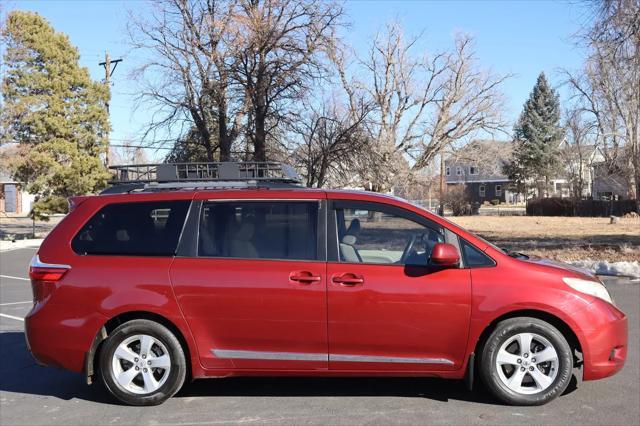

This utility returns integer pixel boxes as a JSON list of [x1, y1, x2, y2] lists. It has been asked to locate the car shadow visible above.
[[177, 372, 578, 404], [0, 331, 114, 404], [0, 331, 578, 406]]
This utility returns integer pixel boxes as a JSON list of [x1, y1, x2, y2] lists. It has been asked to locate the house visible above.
[[591, 148, 635, 200], [557, 142, 634, 201], [444, 140, 520, 204], [553, 142, 603, 199], [446, 139, 634, 203], [0, 171, 34, 215]]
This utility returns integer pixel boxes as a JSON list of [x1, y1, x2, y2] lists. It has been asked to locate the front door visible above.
[[170, 198, 328, 370], [326, 200, 472, 371]]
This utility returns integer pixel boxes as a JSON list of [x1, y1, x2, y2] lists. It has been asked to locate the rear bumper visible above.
[[24, 301, 107, 373], [579, 299, 628, 381]]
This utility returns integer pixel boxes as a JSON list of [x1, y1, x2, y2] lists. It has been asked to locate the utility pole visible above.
[[438, 153, 446, 216], [99, 51, 122, 167]]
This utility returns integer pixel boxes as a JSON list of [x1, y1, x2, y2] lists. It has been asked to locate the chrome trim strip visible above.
[[30, 255, 71, 269], [330, 354, 454, 365], [211, 348, 454, 365], [205, 199, 321, 202], [212, 349, 328, 362]]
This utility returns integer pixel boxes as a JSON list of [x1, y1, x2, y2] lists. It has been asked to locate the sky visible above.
[[3, 0, 592, 161]]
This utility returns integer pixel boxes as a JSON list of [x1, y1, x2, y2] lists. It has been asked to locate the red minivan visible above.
[[25, 162, 627, 406]]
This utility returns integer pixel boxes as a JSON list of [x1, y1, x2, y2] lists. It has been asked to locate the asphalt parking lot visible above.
[[0, 247, 638, 425]]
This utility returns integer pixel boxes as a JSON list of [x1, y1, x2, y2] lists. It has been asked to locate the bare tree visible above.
[[564, 0, 639, 208], [337, 23, 509, 192], [230, 0, 344, 161], [562, 108, 597, 199], [128, 0, 243, 161], [411, 35, 510, 170], [288, 93, 371, 188], [111, 142, 149, 166]]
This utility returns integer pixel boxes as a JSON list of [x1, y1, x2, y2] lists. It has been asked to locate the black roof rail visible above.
[[102, 162, 304, 194]]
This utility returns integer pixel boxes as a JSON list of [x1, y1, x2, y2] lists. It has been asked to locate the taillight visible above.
[[29, 255, 70, 302]]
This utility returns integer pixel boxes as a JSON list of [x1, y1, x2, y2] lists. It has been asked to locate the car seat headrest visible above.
[[341, 235, 357, 245]]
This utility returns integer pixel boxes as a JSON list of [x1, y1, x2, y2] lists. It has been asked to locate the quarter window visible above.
[[72, 201, 190, 256], [456, 166, 463, 176], [198, 201, 318, 261], [445, 166, 451, 176], [469, 166, 478, 175], [335, 207, 443, 265], [495, 185, 502, 196], [479, 185, 486, 197], [460, 239, 495, 267]]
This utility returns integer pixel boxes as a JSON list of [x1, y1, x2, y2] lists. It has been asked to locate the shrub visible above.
[[490, 199, 500, 206], [526, 197, 638, 217], [444, 185, 473, 216]]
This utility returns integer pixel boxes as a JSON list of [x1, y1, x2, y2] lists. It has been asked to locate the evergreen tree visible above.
[[509, 72, 564, 197], [1, 11, 111, 214], [165, 128, 215, 163]]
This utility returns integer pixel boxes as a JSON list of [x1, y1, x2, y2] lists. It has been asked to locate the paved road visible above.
[[0, 247, 638, 425]]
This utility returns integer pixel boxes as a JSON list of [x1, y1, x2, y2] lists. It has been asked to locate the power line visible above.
[[109, 144, 173, 150]]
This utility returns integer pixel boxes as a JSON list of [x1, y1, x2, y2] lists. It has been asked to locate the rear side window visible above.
[[72, 201, 190, 256], [198, 201, 318, 261]]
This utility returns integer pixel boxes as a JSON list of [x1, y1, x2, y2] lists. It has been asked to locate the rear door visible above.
[[170, 193, 328, 370], [326, 199, 472, 372]]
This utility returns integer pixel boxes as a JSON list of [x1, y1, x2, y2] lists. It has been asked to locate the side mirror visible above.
[[430, 243, 460, 267]]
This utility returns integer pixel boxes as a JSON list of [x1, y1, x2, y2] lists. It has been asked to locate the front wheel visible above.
[[99, 319, 186, 406], [479, 317, 573, 405]]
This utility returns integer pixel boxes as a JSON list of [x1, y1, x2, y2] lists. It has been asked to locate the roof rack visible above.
[[102, 162, 303, 194], [109, 162, 302, 184]]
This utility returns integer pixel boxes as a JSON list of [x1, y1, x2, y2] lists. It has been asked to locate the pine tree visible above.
[[1, 11, 111, 214], [165, 128, 212, 163], [510, 72, 564, 197]]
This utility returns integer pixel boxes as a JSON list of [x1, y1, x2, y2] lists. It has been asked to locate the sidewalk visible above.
[[0, 238, 44, 252]]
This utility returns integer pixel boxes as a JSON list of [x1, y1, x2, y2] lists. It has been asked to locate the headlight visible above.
[[562, 277, 613, 304]]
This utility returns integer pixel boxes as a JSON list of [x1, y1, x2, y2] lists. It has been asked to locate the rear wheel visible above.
[[99, 319, 186, 406], [480, 317, 573, 405]]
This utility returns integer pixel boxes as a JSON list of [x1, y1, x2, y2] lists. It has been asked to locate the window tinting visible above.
[[461, 239, 495, 267], [198, 202, 318, 260], [72, 201, 190, 256], [336, 208, 443, 265]]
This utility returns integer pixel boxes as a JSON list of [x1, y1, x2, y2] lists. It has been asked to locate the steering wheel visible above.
[[400, 234, 422, 264]]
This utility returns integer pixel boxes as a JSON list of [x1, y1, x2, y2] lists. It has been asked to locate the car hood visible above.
[[518, 255, 597, 280]]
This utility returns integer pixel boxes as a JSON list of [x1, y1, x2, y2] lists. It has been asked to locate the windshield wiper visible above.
[[507, 250, 529, 259]]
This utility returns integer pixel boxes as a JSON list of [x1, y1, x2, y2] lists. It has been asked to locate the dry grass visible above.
[[448, 216, 640, 262]]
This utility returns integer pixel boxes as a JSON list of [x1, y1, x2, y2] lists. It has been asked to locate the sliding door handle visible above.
[[332, 273, 364, 286]]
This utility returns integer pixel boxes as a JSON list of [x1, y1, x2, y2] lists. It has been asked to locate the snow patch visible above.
[[569, 260, 640, 279]]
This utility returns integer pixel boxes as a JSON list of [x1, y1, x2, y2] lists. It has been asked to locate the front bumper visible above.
[[578, 298, 628, 381]]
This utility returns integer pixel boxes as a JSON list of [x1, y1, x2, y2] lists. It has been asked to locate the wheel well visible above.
[[474, 310, 583, 366], [87, 311, 192, 384]]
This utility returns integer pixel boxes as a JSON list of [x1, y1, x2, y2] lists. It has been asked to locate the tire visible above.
[[99, 319, 186, 406], [479, 317, 573, 406]]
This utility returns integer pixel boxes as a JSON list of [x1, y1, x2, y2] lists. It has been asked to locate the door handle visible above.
[[332, 273, 364, 286], [289, 271, 322, 284]]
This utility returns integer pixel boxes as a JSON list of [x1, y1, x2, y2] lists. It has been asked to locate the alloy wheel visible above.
[[495, 332, 559, 395], [111, 334, 172, 395]]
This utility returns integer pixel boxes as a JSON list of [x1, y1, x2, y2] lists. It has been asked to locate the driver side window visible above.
[[336, 207, 444, 265]]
